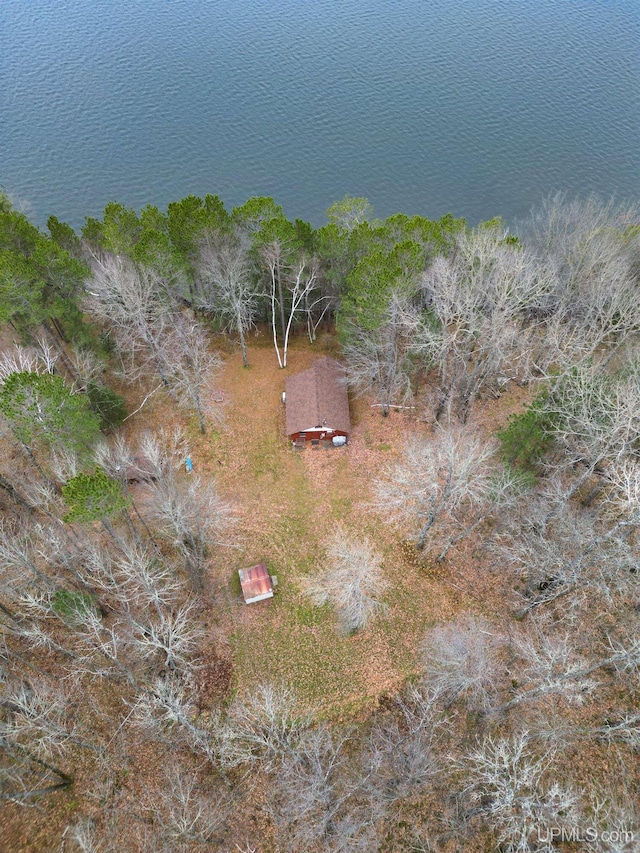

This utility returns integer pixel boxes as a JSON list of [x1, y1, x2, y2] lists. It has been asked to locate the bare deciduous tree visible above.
[[110, 541, 182, 615], [142, 474, 232, 593], [540, 362, 640, 504], [460, 733, 580, 853], [159, 316, 223, 434], [0, 342, 57, 382], [497, 617, 599, 713], [260, 238, 288, 366], [212, 684, 313, 772], [373, 424, 494, 550], [0, 677, 84, 804], [132, 676, 217, 763], [128, 600, 203, 675], [488, 631, 640, 717], [342, 291, 419, 416], [364, 685, 442, 814], [88, 257, 223, 431], [141, 761, 229, 851], [585, 787, 639, 853], [304, 292, 336, 344], [302, 526, 387, 633], [10, 530, 200, 686], [422, 615, 503, 710], [198, 236, 256, 367], [87, 255, 171, 372], [270, 725, 352, 851], [500, 466, 640, 619], [417, 227, 550, 422], [281, 257, 319, 368], [0, 521, 59, 594], [519, 194, 640, 365], [0, 677, 97, 761], [260, 242, 320, 368]]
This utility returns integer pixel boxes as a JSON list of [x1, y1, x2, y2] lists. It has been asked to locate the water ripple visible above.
[[1, 0, 638, 227]]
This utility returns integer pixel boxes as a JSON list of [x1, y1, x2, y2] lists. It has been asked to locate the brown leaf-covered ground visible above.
[[0, 333, 574, 852]]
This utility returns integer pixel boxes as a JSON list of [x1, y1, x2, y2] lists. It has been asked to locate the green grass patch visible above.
[[228, 569, 243, 598], [52, 589, 97, 624], [329, 495, 353, 519], [247, 421, 285, 480], [272, 510, 310, 545], [270, 510, 319, 579], [294, 600, 330, 627], [232, 617, 369, 711]]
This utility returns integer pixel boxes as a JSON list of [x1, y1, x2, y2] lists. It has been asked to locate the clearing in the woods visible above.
[[125, 332, 525, 717]]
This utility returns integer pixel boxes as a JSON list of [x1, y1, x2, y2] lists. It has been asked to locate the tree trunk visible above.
[[417, 518, 435, 550], [18, 440, 53, 489], [270, 267, 283, 368], [417, 497, 441, 550], [128, 493, 161, 550], [41, 321, 80, 383], [123, 508, 143, 544], [0, 474, 35, 513], [101, 517, 128, 550], [181, 535, 205, 593], [238, 315, 248, 367], [276, 257, 286, 342], [0, 600, 20, 623], [195, 397, 206, 434]]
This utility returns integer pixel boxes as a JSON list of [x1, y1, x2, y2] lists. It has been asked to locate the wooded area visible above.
[[1, 190, 639, 852]]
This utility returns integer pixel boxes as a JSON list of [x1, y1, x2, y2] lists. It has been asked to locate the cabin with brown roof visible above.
[[285, 357, 351, 447]]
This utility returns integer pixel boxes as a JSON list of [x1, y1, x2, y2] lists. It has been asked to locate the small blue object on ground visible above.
[[185, 457, 193, 473]]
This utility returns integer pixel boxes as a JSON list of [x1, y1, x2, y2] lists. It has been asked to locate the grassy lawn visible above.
[[188, 336, 469, 716]]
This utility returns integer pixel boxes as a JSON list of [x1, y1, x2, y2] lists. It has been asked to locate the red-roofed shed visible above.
[[238, 563, 274, 604]]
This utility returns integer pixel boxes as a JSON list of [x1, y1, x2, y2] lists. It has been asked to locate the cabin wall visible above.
[[289, 429, 349, 443]]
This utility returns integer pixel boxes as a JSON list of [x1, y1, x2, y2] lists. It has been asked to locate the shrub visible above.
[[497, 395, 555, 473], [86, 381, 127, 430], [62, 470, 130, 523]]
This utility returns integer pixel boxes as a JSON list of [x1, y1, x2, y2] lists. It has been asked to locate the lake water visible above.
[[2, 0, 639, 229]]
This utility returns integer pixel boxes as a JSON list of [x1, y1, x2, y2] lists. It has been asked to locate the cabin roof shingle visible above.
[[285, 357, 351, 437]]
